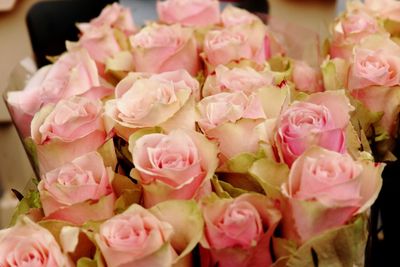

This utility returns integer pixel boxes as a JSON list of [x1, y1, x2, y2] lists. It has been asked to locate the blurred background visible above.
[[0, 0, 344, 226]]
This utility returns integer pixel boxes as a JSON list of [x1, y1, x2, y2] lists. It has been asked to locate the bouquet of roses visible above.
[[1, 0, 389, 266]]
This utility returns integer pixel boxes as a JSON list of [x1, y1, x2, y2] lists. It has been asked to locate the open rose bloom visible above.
[[2, 1, 389, 267]]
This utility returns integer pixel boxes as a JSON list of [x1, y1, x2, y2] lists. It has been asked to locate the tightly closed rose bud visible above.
[[130, 129, 218, 208], [31, 96, 107, 173], [39, 152, 115, 225], [276, 90, 353, 166], [200, 194, 281, 267], [282, 147, 383, 243], [130, 24, 200, 75], [105, 70, 199, 140], [96, 204, 174, 267], [0, 217, 72, 267], [157, 0, 220, 27]]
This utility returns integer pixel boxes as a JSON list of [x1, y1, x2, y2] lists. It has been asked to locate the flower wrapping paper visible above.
[[2, 0, 394, 266]]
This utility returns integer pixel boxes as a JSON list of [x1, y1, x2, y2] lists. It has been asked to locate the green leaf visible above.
[[114, 189, 142, 214], [273, 237, 298, 259], [10, 190, 42, 226], [112, 173, 142, 213], [285, 216, 368, 267], [150, 200, 204, 264], [211, 176, 247, 198], [384, 19, 400, 36], [195, 70, 206, 88], [249, 158, 289, 198], [349, 96, 383, 139], [77, 258, 97, 267], [23, 137, 40, 177], [218, 180, 248, 198], [374, 125, 390, 142], [77, 249, 106, 267], [218, 172, 264, 194], [211, 176, 231, 199]]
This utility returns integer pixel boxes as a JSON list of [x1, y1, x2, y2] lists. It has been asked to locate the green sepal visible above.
[[9, 189, 42, 226]]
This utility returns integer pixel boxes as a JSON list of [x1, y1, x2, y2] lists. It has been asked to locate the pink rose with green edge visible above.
[[0, 217, 72, 267], [196, 91, 266, 163], [38, 151, 115, 225], [31, 96, 107, 173], [157, 0, 220, 27], [221, 5, 262, 28], [200, 193, 281, 267], [7, 49, 101, 138], [221, 5, 270, 61], [105, 69, 199, 140], [130, 24, 200, 75], [275, 90, 354, 166], [96, 200, 204, 267], [73, 26, 121, 66], [202, 65, 274, 97], [282, 146, 383, 243], [330, 6, 381, 59], [202, 20, 267, 72], [347, 35, 400, 136], [129, 129, 218, 208]]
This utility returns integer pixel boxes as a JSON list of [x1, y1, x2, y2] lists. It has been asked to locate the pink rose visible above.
[[202, 23, 266, 71], [365, 0, 400, 22], [7, 49, 100, 137], [105, 70, 199, 140], [0, 217, 71, 267], [157, 0, 220, 27], [347, 35, 400, 136], [74, 26, 121, 65], [200, 193, 281, 267], [31, 96, 107, 173], [38, 152, 115, 225], [221, 5, 261, 27], [96, 204, 174, 267], [202, 65, 273, 97], [276, 91, 353, 166], [197, 92, 266, 161], [220, 5, 271, 64], [130, 129, 218, 208], [282, 147, 383, 242], [130, 24, 200, 75], [292, 60, 323, 93], [348, 48, 400, 90], [77, 3, 136, 35], [330, 9, 380, 59]]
